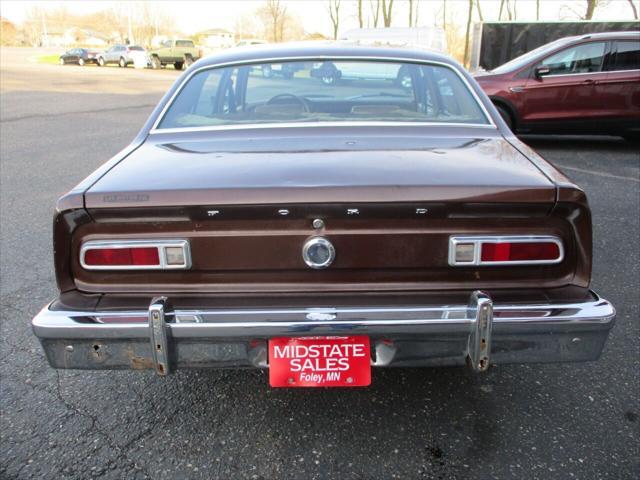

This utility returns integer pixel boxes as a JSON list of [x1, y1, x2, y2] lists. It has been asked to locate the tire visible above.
[[262, 65, 273, 78], [151, 56, 161, 69], [59, 57, 65, 65], [174, 61, 184, 70], [118, 57, 126, 68], [97, 57, 105, 67], [496, 104, 514, 130], [78, 58, 85, 66], [184, 55, 194, 68]]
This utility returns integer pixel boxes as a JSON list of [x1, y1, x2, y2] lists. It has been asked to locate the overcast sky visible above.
[[1, 0, 637, 38]]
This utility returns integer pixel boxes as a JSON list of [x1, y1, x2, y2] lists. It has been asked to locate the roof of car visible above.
[[197, 42, 459, 69], [559, 30, 640, 44]]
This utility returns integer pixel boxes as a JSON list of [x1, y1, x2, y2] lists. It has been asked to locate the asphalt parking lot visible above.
[[1, 48, 638, 479]]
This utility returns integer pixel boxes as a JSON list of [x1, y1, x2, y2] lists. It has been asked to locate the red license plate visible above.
[[269, 336, 371, 388]]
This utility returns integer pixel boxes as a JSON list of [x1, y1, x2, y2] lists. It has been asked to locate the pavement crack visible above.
[[54, 371, 153, 478]]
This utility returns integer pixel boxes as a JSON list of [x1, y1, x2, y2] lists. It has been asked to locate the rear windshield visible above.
[[176, 40, 194, 47], [158, 60, 489, 129], [129, 46, 145, 51]]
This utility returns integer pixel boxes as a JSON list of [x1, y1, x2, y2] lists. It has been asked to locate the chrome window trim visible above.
[[151, 121, 497, 135], [448, 235, 564, 267], [149, 55, 496, 133], [80, 239, 191, 271]]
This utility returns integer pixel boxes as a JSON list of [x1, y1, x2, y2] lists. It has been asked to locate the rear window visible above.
[[158, 60, 489, 129], [129, 46, 145, 51], [176, 40, 194, 47], [611, 40, 640, 71]]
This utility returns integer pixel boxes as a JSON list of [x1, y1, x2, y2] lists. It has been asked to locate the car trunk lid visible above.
[[85, 127, 556, 209]]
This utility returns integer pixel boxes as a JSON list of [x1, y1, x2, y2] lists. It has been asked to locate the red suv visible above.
[[474, 31, 640, 141]]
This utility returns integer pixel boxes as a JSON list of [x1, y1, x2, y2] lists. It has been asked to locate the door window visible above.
[[541, 42, 606, 75], [611, 40, 640, 71]]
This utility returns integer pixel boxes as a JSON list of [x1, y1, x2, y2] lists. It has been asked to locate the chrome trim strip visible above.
[[80, 239, 191, 271], [448, 235, 564, 266], [150, 121, 497, 135], [539, 67, 640, 79], [149, 55, 496, 133]]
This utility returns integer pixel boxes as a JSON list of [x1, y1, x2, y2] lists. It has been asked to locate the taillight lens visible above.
[[80, 240, 191, 270], [481, 242, 560, 262], [84, 247, 159, 266], [449, 236, 563, 266]]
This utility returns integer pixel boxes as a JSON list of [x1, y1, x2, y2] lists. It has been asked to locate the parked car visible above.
[[96, 45, 147, 68], [236, 39, 267, 47], [260, 62, 304, 79], [311, 60, 413, 88], [474, 31, 640, 141], [32, 45, 615, 388], [59, 48, 98, 66], [149, 39, 201, 70]]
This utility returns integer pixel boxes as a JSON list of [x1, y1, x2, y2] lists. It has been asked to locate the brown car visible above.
[[32, 44, 615, 388]]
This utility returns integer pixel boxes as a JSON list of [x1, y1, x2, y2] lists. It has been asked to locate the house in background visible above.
[[40, 27, 109, 47], [42, 30, 67, 47], [195, 28, 234, 49], [65, 27, 109, 47]]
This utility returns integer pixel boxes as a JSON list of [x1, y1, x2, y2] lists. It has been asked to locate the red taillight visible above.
[[80, 240, 191, 270], [449, 236, 563, 266], [481, 242, 560, 262], [84, 247, 159, 266]]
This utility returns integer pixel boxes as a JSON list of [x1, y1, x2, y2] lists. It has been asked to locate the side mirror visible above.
[[535, 66, 551, 78]]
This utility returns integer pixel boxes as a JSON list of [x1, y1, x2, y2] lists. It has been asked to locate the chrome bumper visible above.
[[32, 291, 615, 374]]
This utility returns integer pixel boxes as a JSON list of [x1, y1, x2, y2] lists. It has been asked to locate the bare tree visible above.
[[358, 0, 364, 27], [327, 0, 341, 40], [627, 0, 639, 19], [259, 0, 287, 42], [463, 0, 473, 68], [409, 0, 414, 27], [536, 0, 540, 20], [381, 0, 394, 27], [498, 0, 505, 20], [476, 0, 484, 22], [443, 0, 447, 31], [369, 0, 381, 27], [584, 0, 597, 19]]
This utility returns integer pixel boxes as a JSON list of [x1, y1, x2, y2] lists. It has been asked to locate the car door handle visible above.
[[582, 79, 595, 85]]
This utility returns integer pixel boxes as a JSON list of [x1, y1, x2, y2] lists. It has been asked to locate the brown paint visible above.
[[49, 46, 595, 305]]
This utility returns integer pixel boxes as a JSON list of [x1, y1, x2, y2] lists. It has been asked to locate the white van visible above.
[[339, 27, 447, 53]]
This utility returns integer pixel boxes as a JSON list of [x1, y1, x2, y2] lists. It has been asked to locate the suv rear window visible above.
[[158, 60, 489, 129], [176, 40, 194, 47], [611, 40, 640, 71]]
